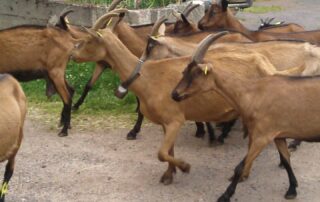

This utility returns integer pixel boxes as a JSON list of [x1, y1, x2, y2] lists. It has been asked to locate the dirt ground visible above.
[[4, 0, 320, 201]]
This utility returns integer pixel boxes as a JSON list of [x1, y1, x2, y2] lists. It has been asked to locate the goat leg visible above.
[[160, 146, 176, 185], [158, 121, 190, 184], [275, 139, 298, 199], [127, 98, 144, 140], [217, 118, 237, 144], [205, 122, 216, 145], [195, 122, 206, 138], [73, 63, 106, 110], [219, 136, 268, 201], [288, 140, 302, 152], [0, 158, 15, 202]]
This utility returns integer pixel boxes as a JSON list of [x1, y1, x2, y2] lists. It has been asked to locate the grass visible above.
[[22, 61, 140, 131], [67, 0, 177, 8], [243, 5, 282, 13]]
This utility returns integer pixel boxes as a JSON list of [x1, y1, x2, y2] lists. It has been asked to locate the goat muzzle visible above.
[[171, 90, 184, 102]]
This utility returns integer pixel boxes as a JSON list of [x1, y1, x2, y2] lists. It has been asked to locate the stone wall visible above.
[[0, 0, 205, 29]]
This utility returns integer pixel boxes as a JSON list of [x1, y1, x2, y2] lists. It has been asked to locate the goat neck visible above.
[[209, 66, 252, 114], [113, 21, 147, 57], [101, 30, 146, 90]]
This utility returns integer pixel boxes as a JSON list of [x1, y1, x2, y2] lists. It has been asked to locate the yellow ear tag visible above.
[[96, 31, 103, 38], [65, 17, 70, 24], [0, 182, 8, 198], [107, 18, 113, 27], [275, 22, 281, 25], [204, 65, 208, 75], [150, 36, 158, 40]]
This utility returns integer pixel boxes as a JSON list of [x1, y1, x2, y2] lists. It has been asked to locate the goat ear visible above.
[[221, 0, 229, 12], [157, 23, 166, 36], [181, 14, 190, 25], [172, 10, 182, 21], [198, 63, 213, 75]]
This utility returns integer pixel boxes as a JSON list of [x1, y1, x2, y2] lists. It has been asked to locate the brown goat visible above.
[[172, 33, 320, 201], [61, 11, 216, 140], [198, 0, 320, 43], [258, 17, 304, 32], [0, 74, 26, 202], [0, 25, 75, 136], [70, 27, 305, 185]]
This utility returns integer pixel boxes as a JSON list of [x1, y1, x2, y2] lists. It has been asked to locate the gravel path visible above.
[[3, 0, 320, 202]]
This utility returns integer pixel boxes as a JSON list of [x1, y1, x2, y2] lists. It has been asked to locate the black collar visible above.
[[115, 59, 145, 99]]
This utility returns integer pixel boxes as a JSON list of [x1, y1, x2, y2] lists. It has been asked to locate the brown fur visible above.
[[0, 25, 75, 136], [70, 29, 305, 185], [198, 2, 320, 43]]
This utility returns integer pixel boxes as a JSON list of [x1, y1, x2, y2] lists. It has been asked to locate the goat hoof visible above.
[[160, 174, 173, 185], [285, 190, 297, 199], [126, 131, 137, 140], [58, 132, 68, 137], [217, 194, 230, 202], [179, 162, 191, 173]]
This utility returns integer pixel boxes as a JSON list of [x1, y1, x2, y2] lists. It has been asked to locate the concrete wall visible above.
[[0, 0, 204, 29]]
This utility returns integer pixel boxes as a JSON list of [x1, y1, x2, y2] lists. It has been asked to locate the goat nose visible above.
[[171, 91, 182, 102]]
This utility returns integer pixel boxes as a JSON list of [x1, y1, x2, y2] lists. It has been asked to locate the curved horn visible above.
[[109, 8, 129, 14], [92, 12, 120, 30], [268, 17, 275, 24], [182, 2, 193, 13], [107, 0, 123, 12], [59, 7, 74, 19], [192, 31, 229, 63], [150, 15, 168, 36], [183, 4, 200, 17]]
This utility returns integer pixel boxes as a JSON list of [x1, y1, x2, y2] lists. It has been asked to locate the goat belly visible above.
[[8, 69, 47, 81]]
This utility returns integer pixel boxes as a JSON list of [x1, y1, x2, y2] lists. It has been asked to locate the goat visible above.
[[258, 17, 304, 32], [172, 33, 320, 201], [70, 26, 305, 185], [198, 0, 320, 43], [0, 74, 27, 202], [59, 10, 216, 140], [0, 25, 75, 136]]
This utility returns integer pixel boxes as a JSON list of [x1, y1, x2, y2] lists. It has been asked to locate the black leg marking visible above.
[[195, 122, 206, 138], [0, 161, 14, 202], [217, 159, 245, 202], [288, 140, 302, 151], [72, 79, 92, 110], [58, 100, 71, 137], [279, 153, 298, 199], [206, 122, 215, 144], [217, 119, 237, 144], [127, 98, 144, 140]]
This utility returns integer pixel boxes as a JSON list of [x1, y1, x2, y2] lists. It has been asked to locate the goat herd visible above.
[[1, 0, 320, 201]]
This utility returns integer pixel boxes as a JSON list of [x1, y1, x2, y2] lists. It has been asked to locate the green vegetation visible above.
[[22, 62, 139, 130], [243, 5, 282, 13], [67, 0, 176, 8]]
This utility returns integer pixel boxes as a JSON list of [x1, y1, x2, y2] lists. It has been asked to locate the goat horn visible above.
[[150, 15, 168, 36], [109, 8, 129, 14], [172, 10, 182, 20], [92, 12, 120, 30], [183, 4, 200, 17], [268, 17, 275, 24], [182, 2, 193, 14], [59, 7, 74, 19], [107, 0, 123, 12], [192, 31, 229, 63]]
